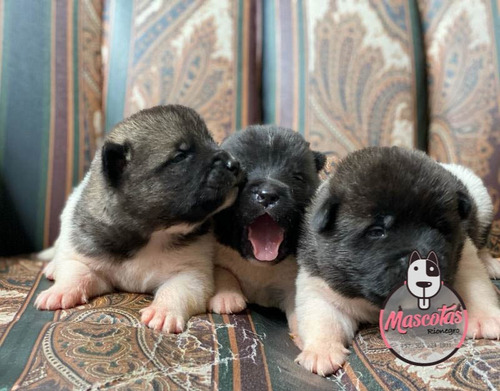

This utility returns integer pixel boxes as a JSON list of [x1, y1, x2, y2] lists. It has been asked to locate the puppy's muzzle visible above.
[[212, 150, 240, 176]]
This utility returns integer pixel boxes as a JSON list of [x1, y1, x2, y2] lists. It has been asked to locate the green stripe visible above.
[[105, 0, 133, 133], [262, 0, 277, 124], [349, 342, 386, 391], [0, 275, 55, 388], [492, 0, 500, 87], [296, 0, 306, 135], [408, 0, 428, 151], [0, 0, 52, 253], [73, 0, 80, 185], [235, 0, 244, 130], [211, 314, 233, 389], [0, 0, 11, 168], [249, 308, 333, 391]]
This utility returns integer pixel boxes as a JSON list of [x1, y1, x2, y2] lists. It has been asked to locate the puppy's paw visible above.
[[35, 285, 87, 310], [42, 261, 56, 281], [208, 291, 247, 314], [467, 312, 500, 340], [295, 344, 350, 377], [140, 305, 187, 334]]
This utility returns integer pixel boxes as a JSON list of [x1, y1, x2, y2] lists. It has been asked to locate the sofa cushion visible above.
[[102, 0, 260, 143], [0, 0, 103, 255], [419, 0, 500, 257], [261, 0, 427, 168]]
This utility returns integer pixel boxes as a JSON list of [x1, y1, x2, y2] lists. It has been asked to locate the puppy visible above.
[[36, 105, 242, 333], [208, 125, 325, 331], [295, 146, 500, 376]]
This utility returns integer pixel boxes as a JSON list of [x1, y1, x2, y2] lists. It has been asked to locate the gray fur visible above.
[[72, 105, 241, 259]]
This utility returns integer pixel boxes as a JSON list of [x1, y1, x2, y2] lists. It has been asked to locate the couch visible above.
[[1, 0, 499, 389]]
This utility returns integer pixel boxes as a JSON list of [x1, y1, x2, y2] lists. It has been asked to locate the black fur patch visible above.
[[214, 125, 325, 263]]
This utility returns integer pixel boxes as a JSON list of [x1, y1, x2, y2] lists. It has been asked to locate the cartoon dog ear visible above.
[[312, 151, 327, 172], [457, 190, 472, 220], [312, 194, 339, 233], [409, 250, 421, 264], [102, 141, 131, 187], [427, 251, 439, 265]]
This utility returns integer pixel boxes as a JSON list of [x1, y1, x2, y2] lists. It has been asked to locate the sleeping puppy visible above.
[[209, 125, 325, 331], [35, 105, 242, 333], [295, 146, 500, 376]]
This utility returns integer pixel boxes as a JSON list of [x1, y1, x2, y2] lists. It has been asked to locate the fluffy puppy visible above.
[[209, 125, 325, 330], [295, 146, 500, 376], [36, 105, 241, 333]]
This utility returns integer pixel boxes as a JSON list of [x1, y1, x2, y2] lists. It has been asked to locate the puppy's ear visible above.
[[102, 141, 131, 187], [457, 190, 472, 220], [427, 251, 438, 265], [312, 151, 327, 172], [409, 250, 421, 264], [312, 195, 339, 233]]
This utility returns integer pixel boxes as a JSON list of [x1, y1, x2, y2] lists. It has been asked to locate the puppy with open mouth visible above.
[[209, 125, 326, 332], [36, 105, 242, 333], [295, 146, 500, 376]]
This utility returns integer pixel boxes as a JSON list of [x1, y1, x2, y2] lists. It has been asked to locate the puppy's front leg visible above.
[[295, 270, 353, 377], [208, 266, 247, 314], [283, 290, 300, 347], [35, 259, 111, 310], [455, 238, 500, 339], [141, 269, 214, 334]]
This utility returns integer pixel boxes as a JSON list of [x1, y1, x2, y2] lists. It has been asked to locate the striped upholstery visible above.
[[102, 0, 260, 143], [0, 0, 102, 255], [420, 0, 500, 257], [262, 0, 427, 167]]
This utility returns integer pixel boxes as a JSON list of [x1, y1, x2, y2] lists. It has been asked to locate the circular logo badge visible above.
[[379, 251, 468, 365]]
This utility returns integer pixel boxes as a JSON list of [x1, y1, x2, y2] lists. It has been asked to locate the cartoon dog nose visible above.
[[416, 281, 432, 288]]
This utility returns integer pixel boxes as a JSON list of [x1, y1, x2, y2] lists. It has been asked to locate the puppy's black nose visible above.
[[254, 184, 280, 208], [416, 281, 432, 288]]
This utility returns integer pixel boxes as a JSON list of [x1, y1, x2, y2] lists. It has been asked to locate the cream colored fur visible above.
[[209, 244, 298, 332], [36, 175, 237, 334], [295, 269, 378, 376]]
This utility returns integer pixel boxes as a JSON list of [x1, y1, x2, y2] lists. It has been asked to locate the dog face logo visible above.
[[406, 250, 441, 310]]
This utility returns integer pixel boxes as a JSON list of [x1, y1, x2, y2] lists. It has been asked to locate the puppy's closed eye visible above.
[[365, 225, 386, 239]]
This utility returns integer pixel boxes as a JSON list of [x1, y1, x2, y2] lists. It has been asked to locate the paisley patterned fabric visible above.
[[262, 0, 427, 166], [419, 0, 500, 257], [1, 258, 499, 390], [103, 0, 260, 143]]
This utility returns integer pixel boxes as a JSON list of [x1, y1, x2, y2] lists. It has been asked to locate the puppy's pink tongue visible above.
[[248, 214, 284, 261]]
